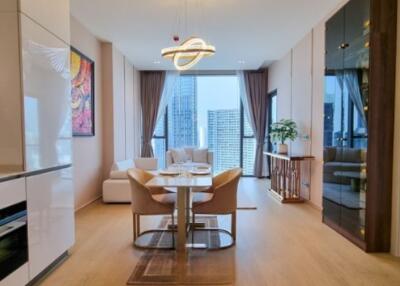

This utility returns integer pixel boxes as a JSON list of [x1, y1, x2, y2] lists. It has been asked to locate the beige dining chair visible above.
[[191, 168, 242, 247], [127, 168, 176, 249]]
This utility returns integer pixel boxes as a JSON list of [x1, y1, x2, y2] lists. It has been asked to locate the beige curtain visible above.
[[140, 71, 166, 157], [243, 69, 269, 177]]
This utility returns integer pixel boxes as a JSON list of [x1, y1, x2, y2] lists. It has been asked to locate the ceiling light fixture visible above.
[[161, 37, 215, 71], [161, 0, 215, 71]]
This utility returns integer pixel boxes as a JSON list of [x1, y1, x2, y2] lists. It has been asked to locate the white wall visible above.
[[102, 43, 141, 177], [70, 17, 104, 210], [71, 19, 142, 210], [268, 27, 323, 207]]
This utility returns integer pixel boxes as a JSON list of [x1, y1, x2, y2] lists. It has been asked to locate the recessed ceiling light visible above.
[[154, 60, 160, 64], [238, 60, 245, 64]]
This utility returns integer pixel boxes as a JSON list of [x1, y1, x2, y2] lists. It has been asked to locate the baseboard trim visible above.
[[305, 200, 322, 212], [75, 195, 102, 212], [27, 251, 69, 286]]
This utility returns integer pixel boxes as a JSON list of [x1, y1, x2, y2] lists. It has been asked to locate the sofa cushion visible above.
[[324, 147, 336, 162], [193, 148, 208, 163], [110, 170, 128, 179], [324, 162, 365, 174], [171, 148, 187, 163], [184, 147, 195, 161], [335, 148, 365, 163], [111, 159, 134, 171]]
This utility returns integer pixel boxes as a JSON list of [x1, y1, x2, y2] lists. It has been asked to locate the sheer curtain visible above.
[[156, 71, 179, 125], [343, 70, 367, 127], [238, 70, 269, 177]]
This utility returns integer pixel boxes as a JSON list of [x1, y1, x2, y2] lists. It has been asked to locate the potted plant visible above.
[[270, 119, 298, 154]]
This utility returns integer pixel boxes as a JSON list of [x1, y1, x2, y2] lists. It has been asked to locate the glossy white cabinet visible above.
[[19, 0, 70, 44], [26, 168, 74, 279], [20, 14, 72, 171], [0, 263, 29, 286], [0, 178, 25, 209]]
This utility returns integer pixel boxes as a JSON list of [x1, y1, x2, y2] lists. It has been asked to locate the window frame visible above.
[[152, 73, 260, 176], [267, 89, 277, 152]]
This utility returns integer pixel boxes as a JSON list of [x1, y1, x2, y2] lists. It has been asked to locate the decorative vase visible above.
[[277, 143, 288, 154]]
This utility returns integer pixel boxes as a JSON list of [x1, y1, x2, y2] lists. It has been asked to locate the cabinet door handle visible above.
[[338, 43, 349, 49], [0, 220, 26, 238]]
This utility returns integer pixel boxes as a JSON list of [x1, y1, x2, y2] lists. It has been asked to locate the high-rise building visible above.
[[208, 109, 256, 175], [168, 76, 198, 148], [242, 116, 256, 175], [208, 109, 241, 174]]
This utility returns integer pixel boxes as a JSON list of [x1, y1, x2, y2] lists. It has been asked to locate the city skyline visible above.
[[152, 75, 255, 174]]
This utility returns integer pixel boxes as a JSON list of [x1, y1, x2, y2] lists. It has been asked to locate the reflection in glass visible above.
[[323, 0, 369, 243]]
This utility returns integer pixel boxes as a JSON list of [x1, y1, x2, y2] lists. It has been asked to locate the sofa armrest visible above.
[[134, 158, 158, 170], [207, 151, 214, 167], [166, 151, 173, 167]]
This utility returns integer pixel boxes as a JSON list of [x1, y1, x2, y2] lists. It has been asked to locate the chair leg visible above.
[[192, 213, 195, 244], [137, 214, 141, 237], [231, 212, 236, 242], [133, 213, 137, 241], [171, 213, 175, 248]]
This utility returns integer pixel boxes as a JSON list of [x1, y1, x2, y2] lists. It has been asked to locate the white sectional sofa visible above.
[[166, 147, 213, 169], [102, 158, 157, 203]]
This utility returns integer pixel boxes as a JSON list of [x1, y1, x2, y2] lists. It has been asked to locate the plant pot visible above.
[[277, 143, 288, 154]]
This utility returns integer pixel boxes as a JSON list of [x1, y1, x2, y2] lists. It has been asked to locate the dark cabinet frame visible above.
[[323, 0, 397, 252], [365, 0, 397, 252]]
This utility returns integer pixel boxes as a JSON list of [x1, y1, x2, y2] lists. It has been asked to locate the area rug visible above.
[[127, 216, 234, 285]]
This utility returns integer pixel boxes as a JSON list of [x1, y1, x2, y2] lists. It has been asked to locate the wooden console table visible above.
[[265, 152, 314, 203]]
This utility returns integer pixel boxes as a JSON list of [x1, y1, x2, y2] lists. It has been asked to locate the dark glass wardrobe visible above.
[[323, 0, 396, 251]]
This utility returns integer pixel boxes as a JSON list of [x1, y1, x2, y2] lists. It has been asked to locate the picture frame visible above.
[[70, 46, 95, 136]]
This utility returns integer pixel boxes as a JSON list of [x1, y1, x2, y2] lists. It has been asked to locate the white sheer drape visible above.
[[156, 71, 179, 124], [237, 70, 255, 131], [336, 70, 367, 128]]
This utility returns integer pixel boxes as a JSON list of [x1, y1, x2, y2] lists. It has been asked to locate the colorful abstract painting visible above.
[[71, 47, 95, 136]]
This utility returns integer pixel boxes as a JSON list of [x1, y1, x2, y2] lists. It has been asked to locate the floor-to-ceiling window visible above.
[[153, 74, 257, 175]]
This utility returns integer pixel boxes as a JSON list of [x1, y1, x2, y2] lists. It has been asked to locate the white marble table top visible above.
[[146, 173, 212, 188]]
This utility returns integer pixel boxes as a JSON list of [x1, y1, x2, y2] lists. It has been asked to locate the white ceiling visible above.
[[70, 0, 342, 70]]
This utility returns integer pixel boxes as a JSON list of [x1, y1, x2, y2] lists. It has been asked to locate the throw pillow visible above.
[[193, 148, 208, 163], [184, 147, 194, 161], [171, 148, 187, 163]]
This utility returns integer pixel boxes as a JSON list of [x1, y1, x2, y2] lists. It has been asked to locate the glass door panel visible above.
[[339, 0, 369, 241], [323, 8, 345, 229]]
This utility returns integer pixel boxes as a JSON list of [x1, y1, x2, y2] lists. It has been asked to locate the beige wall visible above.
[[268, 26, 324, 208], [101, 43, 141, 178], [70, 17, 104, 210], [0, 9, 23, 171]]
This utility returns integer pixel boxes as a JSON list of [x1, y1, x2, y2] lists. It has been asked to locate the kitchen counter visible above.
[[0, 164, 72, 183]]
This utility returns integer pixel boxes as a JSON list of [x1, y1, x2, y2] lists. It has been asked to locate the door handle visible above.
[[0, 219, 26, 238]]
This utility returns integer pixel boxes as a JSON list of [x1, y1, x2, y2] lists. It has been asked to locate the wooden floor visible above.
[[40, 178, 400, 286]]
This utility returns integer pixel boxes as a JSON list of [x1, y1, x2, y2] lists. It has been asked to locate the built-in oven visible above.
[[0, 201, 28, 281]]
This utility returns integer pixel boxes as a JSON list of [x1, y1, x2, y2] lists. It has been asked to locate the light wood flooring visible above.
[[40, 178, 400, 286]]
